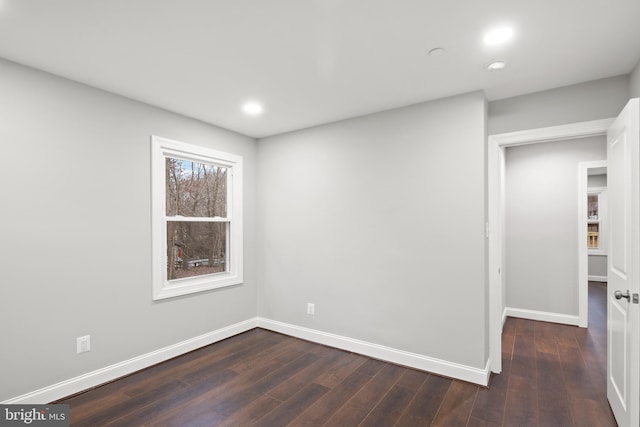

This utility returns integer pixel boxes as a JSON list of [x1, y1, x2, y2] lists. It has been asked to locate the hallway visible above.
[[474, 282, 615, 425]]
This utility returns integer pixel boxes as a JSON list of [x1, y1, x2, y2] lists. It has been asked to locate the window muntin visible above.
[[152, 136, 243, 300]]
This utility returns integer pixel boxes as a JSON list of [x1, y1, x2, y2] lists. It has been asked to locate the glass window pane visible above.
[[588, 223, 599, 249], [166, 221, 228, 280], [588, 194, 598, 219], [166, 157, 227, 217]]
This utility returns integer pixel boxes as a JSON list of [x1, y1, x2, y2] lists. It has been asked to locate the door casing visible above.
[[488, 118, 614, 373]]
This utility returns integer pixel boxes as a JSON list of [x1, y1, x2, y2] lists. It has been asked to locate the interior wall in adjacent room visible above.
[[504, 136, 606, 317]]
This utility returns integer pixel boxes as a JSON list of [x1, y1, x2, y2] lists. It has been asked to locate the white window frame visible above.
[[151, 135, 243, 300]]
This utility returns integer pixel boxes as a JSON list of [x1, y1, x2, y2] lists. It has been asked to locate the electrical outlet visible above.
[[307, 303, 315, 315], [77, 335, 91, 354]]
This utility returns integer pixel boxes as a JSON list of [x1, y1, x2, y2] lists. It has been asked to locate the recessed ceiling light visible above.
[[242, 101, 263, 115], [487, 60, 507, 71], [483, 27, 514, 45], [428, 47, 445, 57]]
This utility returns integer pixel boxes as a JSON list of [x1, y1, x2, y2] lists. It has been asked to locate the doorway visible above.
[[578, 161, 607, 327], [488, 118, 614, 373]]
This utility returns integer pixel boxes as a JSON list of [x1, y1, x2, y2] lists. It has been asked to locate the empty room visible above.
[[1, 1, 640, 426]]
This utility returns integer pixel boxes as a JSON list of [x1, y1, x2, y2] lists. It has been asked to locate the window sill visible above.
[[153, 272, 243, 300], [588, 251, 607, 256]]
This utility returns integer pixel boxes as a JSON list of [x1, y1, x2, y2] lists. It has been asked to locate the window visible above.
[[587, 188, 606, 254], [151, 136, 243, 300]]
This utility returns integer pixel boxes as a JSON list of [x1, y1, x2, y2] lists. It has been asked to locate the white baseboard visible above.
[[505, 307, 579, 326], [502, 307, 508, 326], [3, 318, 258, 404], [257, 317, 490, 386], [5, 316, 492, 404], [588, 275, 608, 282]]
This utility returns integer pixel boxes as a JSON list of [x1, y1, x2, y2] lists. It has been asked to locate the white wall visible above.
[[0, 59, 259, 401], [257, 92, 488, 369], [589, 255, 607, 280], [488, 75, 629, 135], [505, 136, 606, 316], [631, 59, 640, 99], [588, 174, 607, 187]]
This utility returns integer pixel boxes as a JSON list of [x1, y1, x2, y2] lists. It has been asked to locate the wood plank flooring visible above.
[[57, 282, 616, 426]]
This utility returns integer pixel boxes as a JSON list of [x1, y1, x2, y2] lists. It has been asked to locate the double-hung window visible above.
[[587, 188, 606, 254], [151, 136, 243, 300]]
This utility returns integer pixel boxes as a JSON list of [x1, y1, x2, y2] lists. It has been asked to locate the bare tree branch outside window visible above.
[[165, 158, 228, 280]]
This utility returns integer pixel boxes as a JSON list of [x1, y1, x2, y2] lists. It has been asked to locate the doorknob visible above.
[[615, 290, 631, 301]]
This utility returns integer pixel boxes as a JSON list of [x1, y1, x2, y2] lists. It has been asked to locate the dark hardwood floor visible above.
[[57, 282, 616, 426]]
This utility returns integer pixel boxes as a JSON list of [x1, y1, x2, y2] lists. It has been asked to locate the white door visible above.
[[607, 98, 640, 427]]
